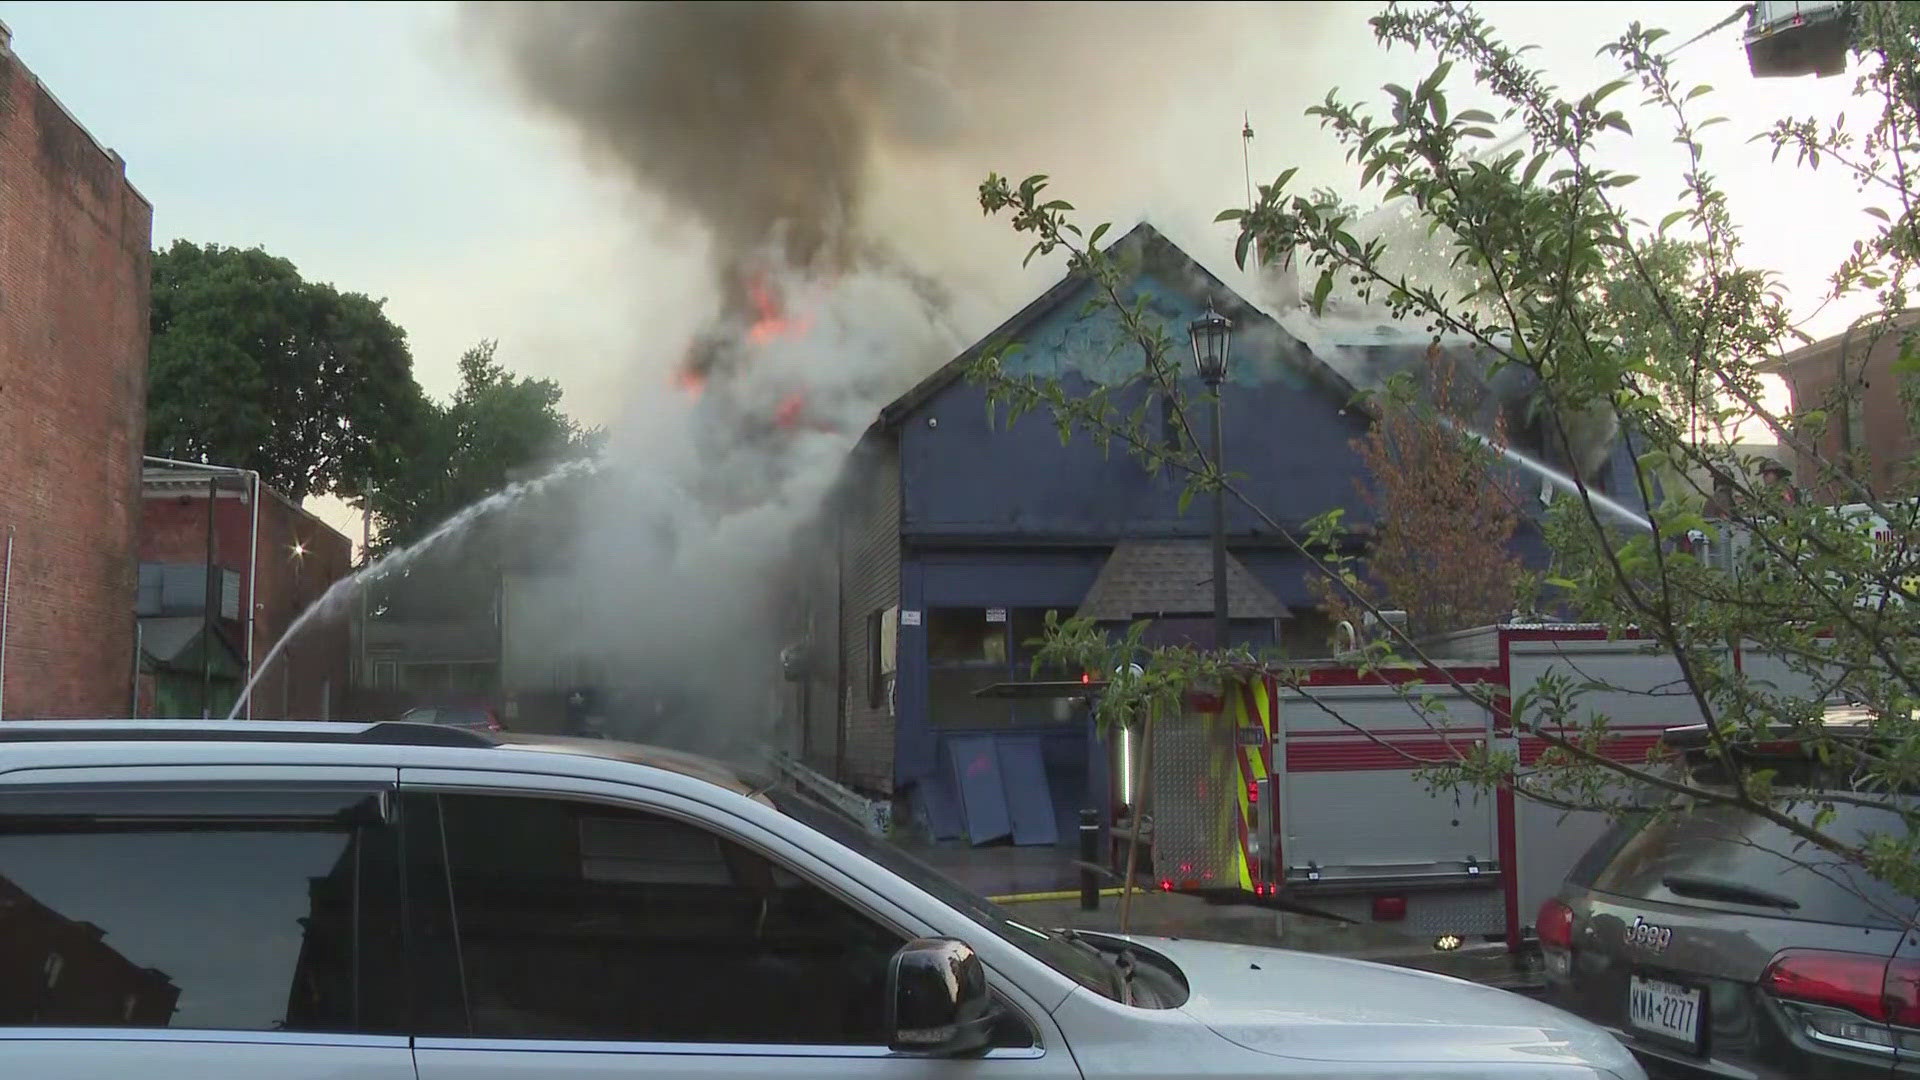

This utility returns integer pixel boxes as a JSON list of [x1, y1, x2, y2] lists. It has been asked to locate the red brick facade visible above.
[[0, 36, 153, 718], [140, 484, 353, 720], [1766, 314, 1920, 499]]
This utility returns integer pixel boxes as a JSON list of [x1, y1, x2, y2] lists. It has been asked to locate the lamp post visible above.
[[1189, 300, 1233, 650], [287, 539, 307, 718]]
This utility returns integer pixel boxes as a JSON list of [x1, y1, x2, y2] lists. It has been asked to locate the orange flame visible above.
[[773, 391, 807, 429], [746, 277, 812, 345], [675, 367, 706, 400]]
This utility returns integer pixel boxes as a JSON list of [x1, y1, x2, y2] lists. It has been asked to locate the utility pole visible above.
[[1210, 388, 1230, 651], [202, 475, 218, 718], [1, 524, 13, 721]]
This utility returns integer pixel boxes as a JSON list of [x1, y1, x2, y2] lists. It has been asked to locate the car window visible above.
[[406, 708, 438, 723], [1585, 795, 1920, 928], [0, 787, 403, 1032], [772, 791, 1124, 1001], [403, 792, 906, 1045], [439, 708, 489, 726], [1566, 811, 1653, 889]]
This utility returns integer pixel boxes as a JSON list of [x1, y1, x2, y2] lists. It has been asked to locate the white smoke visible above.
[[494, 264, 959, 755]]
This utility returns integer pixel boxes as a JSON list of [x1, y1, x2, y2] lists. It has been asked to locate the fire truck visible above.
[[1140, 622, 1831, 948]]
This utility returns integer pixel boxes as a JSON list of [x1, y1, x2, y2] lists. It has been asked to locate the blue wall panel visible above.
[[898, 270, 1375, 543], [902, 380, 1374, 541], [917, 551, 1106, 607]]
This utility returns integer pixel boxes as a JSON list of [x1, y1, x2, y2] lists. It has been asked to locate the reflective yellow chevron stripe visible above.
[[1229, 677, 1272, 893]]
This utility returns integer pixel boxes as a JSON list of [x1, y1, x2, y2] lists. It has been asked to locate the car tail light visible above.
[[1763, 950, 1920, 1025], [1537, 897, 1575, 951], [1372, 895, 1407, 922], [1886, 958, 1920, 1026]]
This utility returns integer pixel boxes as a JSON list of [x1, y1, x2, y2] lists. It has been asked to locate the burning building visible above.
[[795, 223, 1642, 845], [457, 2, 1624, 784]]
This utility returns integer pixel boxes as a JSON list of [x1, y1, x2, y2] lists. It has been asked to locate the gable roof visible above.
[[1076, 540, 1292, 621], [875, 222, 1359, 430]]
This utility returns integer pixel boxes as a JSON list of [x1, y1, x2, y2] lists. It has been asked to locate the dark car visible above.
[[398, 704, 503, 733], [1541, 724, 1919, 1078]]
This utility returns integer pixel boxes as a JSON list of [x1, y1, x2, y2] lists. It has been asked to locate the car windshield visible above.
[[1579, 787, 1920, 929], [771, 792, 1123, 1001]]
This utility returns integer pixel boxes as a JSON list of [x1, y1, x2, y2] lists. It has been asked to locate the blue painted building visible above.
[[804, 224, 1637, 846]]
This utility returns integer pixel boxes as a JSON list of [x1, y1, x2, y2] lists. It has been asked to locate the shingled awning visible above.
[[1075, 540, 1291, 622]]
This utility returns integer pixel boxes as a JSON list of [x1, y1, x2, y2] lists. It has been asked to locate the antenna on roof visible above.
[[1242, 113, 1255, 211], [1241, 113, 1260, 268]]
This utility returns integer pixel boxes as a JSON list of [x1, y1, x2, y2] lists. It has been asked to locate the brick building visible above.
[[0, 875, 180, 1025], [0, 24, 153, 718], [1758, 313, 1920, 499], [138, 466, 353, 720]]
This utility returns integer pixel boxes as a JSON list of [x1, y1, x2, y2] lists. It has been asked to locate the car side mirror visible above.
[[885, 937, 997, 1056]]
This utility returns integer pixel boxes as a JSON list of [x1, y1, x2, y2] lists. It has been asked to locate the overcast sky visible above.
[[0, 1, 1869, 532]]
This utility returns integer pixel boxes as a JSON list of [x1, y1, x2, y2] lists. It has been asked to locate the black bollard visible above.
[[1079, 808, 1100, 910]]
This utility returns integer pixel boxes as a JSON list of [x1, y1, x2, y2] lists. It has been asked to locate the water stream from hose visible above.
[[226, 456, 605, 721], [1437, 418, 1655, 532], [1482, 438, 1655, 532]]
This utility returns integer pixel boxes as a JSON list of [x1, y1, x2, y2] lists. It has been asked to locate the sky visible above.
[[0, 1, 1873, 535]]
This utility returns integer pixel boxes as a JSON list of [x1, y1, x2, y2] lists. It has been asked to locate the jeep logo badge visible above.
[[1625, 916, 1673, 952]]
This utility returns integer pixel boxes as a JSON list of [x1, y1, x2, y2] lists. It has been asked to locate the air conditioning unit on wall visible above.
[[1363, 609, 1409, 636]]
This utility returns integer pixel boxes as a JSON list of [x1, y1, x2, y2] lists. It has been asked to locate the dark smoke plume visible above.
[[463, 2, 1348, 307], [469, 2, 933, 278]]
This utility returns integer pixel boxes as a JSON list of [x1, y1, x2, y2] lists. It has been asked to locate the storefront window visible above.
[[927, 607, 1087, 728], [1009, 608, 1071, 677], [1009, 608, 1081, 724], [927, 608, 1005, 727], [928, 608, 1004, 664]]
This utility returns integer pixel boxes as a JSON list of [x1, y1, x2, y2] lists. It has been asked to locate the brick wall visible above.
[[1776, 325, 1920, 498], [140, 485, 353, 719], [0, 41, 153, 718]]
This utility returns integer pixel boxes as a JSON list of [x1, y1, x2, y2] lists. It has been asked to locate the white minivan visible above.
[[0, 721, 1643, 1080]]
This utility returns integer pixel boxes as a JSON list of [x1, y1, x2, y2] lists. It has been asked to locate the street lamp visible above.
[[1189, 300, 1233, 649]]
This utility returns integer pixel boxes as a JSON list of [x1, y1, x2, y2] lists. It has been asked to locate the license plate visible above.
[[1627, 974, 1703, 1048]]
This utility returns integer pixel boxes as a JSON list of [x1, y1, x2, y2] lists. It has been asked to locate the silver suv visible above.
[[0, 720, 1643, 1079]]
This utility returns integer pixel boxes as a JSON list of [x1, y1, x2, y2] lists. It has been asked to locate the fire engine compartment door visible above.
[[1277, 683, 1497, 884], [1149, 711, 1244, 890]]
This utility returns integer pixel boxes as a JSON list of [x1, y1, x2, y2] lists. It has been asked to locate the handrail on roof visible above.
[[0, 719, 496, 749]]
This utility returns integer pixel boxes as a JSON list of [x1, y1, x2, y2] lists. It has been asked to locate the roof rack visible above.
[[0, 720, 497, 749]]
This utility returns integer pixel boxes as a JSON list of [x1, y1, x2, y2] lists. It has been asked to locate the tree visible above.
[[1314, 348, 1525, 640], [973, 3, 1920, 904], [146, 241, 425, 502], [369, 340, 595, 553]]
